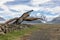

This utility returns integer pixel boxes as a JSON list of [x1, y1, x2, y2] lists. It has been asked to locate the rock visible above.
[[0, 24, 32, 34], [0, 25, 5, 35]]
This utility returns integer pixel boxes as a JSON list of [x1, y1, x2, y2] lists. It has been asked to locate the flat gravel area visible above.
[[21, 24, 60, 40], [29, 27, 60, 40]]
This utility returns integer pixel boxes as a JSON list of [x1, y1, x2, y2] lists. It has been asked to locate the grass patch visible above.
[[0, 25, 38, 40]]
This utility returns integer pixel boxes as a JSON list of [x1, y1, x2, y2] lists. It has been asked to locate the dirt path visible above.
[[22, 24, 60, 40]]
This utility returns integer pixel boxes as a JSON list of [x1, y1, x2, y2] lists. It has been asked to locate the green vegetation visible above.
[[0, 25, 38, 40], [0, 24, 60, 40]]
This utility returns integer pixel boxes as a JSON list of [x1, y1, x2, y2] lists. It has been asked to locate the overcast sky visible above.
[[0, 0, 60, 21]]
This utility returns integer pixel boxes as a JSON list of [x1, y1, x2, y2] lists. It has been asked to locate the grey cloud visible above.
[[5, 0, 31, 5], [39, 1, 60, 8], [0, 8, 4, 11]]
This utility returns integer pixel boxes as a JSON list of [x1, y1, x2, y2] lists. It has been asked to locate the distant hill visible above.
[[22, 19, 42, 24], [48, 16, 60, 23], [0, 17, 5, 21], [0, 17, 5, 23]]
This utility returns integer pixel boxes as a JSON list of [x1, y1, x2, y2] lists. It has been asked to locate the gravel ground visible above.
[[29, 27, 60, 40], [21, 24, 60, 40]]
